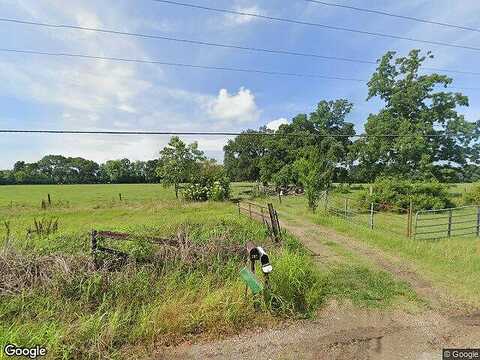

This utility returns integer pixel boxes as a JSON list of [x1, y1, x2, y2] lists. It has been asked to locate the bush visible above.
[[360, 177, 453, 211], [463, 183, 480, 205], [183, 163, 231, 202]]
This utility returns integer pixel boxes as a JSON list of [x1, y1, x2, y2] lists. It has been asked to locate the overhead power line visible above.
[[2, 48, 480, 91], [0, 129, 456, 138], [304, 0, 480, 33], [0, 48, 364, 81], [152, 0, 480, 52], [1, 17, 480, 76]]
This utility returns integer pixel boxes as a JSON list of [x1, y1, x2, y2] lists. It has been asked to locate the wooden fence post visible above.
[[91, 230, 98, 269], [47, 193, 51, 205], [369, 203, 374, 229], [238, 201, 241, 215], [476, 206, 480, 237], [447, 209, 453, 238], [249, 203, 252, 218], [118, 193, 122, 201], [344, 198, 348, 219], [267, 203, 280, 242]]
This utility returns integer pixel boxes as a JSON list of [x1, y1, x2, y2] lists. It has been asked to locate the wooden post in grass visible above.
[[248, 203, 252, 218], [237, 201, 241, 216], [268, 203, 280, 242], [91, 230, 98, 269], [118, 193, 122, 201], [476, 206, 480, 237], [447, 209, 453, 238], [47, 193, 51, 206], [369, 203, 374, 229], [344, 198, 348, 219], [324, 190, 329, 211]]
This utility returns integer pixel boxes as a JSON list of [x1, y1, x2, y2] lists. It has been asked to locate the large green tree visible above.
[[223, 127, 270, 181], [260, 99, 355, 186], [355, 50, 480, 181], [156, 137, 206, 198]]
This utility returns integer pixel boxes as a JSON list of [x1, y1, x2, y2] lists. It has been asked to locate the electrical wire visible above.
[[151, 0, 480, 52], [1, 16, 480, 76], [0, 129, 456, 138], [304, 0, 480, 33]]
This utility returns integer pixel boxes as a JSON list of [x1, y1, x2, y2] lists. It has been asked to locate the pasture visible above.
[[0, 184, 419, 359], [265, 186, 480, 306]]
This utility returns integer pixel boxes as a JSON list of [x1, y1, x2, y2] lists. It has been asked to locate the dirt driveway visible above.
[[157, 214, 479, 360]]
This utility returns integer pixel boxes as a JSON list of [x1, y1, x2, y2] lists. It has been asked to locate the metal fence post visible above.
[[370, 203, 374, 229], [447, 209, 453, 238]]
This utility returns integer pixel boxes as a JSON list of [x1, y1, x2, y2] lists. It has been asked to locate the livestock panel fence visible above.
[[414, 205, 480, 240]]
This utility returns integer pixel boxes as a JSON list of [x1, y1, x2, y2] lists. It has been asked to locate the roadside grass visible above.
[[271, 194, 480, 307], [1, 184, 422, 359]]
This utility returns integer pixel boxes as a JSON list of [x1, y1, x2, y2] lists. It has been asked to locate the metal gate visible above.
[[414, 205, 480, 240]]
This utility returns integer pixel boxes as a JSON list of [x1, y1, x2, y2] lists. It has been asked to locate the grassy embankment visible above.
[[1, 184, 419, 359], [262, 184, 480, 306]]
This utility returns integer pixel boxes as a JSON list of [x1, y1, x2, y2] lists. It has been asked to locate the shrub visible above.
[[463, 183, 480, 205], [182, 165, 230, 202], [360, 177, 453, 211]]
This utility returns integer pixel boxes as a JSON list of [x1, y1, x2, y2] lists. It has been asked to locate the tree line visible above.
[[0, 156, 160, 185], [224, 50, 480, 189], [1, 50, 479, 190]]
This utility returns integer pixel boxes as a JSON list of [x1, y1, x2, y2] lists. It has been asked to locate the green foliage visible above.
[[183, 160, 231, 202], [294, 143, 339, 211], [355, 49, 479, 181], [463, 183, 480, 205], [269, 250, 324, 318], [157, 137, 206, 197], [361, 177, 453, 211]]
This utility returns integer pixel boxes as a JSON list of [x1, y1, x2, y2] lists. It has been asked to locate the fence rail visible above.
[[238, 201, 281, 242]]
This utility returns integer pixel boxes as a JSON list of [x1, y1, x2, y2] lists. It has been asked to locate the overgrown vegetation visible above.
[[0, 184, 420, 358], [463, 183, 480, 205], [360, 177, 453, 211]]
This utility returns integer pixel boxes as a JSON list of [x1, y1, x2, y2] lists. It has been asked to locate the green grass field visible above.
[[264, 189, 480, 306], [0, 184, 419, 359]]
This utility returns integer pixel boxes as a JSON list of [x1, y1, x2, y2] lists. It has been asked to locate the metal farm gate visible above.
[[414, 205, 480, 240]]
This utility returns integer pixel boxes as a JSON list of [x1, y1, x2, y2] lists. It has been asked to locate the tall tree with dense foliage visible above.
[[260, 99, 355, 187], [156, 137, 206, 198], [354, 49, 480, 181], [223, 127, 270, 181]]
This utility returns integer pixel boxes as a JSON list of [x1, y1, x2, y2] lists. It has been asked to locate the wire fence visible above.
[[322, 193, 413, 237]]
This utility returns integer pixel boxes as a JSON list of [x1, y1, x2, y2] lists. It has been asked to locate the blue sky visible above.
[[1, 0, 480, 168]]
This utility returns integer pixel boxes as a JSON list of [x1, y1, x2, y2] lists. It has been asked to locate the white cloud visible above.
[[207, 87, 260, 123], [266, 118, 288, 130], [224, 5, 261, 25]]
